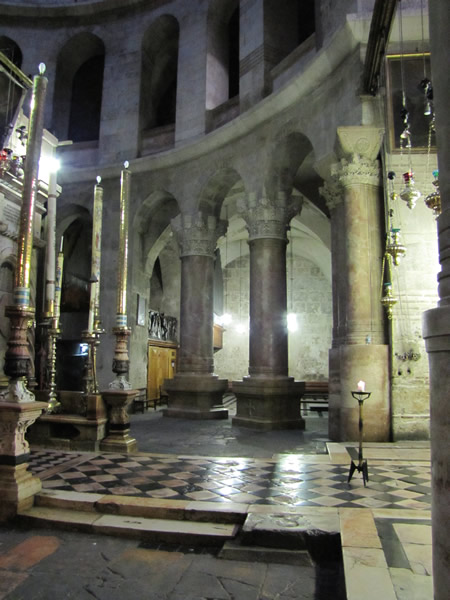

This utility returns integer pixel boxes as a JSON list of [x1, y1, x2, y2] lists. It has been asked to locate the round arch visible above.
[[53, 32, 105, 141], [140, 14, 180, 135]]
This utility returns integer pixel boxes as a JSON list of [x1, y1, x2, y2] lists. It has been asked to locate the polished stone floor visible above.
[[2, 410, 433, 599], [29, 449, 431, 511]]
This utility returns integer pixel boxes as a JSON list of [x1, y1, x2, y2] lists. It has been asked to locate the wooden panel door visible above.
[[147, 344, 177, 401]]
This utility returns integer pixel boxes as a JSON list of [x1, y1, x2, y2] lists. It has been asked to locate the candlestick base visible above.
[[348, 459, 369, 486]]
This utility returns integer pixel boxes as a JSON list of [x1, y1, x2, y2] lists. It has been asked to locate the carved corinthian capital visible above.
[[332, 154, 381, 188], [237, 191, 302, 241], [171, 213, 227, 258]]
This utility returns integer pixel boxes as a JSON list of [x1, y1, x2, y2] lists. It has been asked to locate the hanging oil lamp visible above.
[[386, 228, 406, 266], [399, 171, 421, 209], [424, 170, 441, 217], [381, 282, 397, 320]]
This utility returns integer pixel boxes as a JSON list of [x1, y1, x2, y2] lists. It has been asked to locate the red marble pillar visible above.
[[232, 192, 305, 430], [163, 213, 229, 419]]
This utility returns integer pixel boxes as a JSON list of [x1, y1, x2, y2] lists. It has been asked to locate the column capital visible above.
[[319, 180, 343, 212], [237, 191, 302, 241], [171, 212, 227, 258], [336, 126, 384, 161], [332, 154, 381, 188]]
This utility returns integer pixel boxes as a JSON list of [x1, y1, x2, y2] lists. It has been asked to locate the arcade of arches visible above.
[[0, 2, 449, 595]]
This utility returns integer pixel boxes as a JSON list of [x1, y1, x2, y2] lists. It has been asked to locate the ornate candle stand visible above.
[[0, 64, 49, 521], [348, 389, 371, 486], [100, 320, 137, 453], [45, 238, 64, 414], [81, 319, 104, 396], [101, 162, 137, 453], [45, 317, 61, 413], [81, 330, 97, 396]]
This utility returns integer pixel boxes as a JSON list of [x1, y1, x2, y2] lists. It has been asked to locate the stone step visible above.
[[17, 505, 240, 547], [219, 540, 313, 566], [34, 490, 248, 524]]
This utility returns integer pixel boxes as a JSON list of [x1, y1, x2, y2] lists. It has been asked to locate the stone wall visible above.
[[213, 242, 332, 382]]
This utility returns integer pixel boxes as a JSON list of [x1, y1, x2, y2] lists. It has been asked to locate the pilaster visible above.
[[323, 126, 389, 441], [424, 3, 450, 598]]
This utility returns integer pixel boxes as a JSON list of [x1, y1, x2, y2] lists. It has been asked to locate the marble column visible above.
[[232, 192, 305, 430], [163, 213, 229, 419], [322, 126, 389, 441], [422, 3, 450, 598]]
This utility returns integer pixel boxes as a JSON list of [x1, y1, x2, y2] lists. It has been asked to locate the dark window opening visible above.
[[298, 0, 315, 45], [68, 55, 104, 143], [156, 79, 177, 127]]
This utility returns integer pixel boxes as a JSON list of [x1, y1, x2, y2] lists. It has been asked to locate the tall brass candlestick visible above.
[[83, 176, 103, 395], [116, 162, 129, 325], [110, 161, 131, 389], [54, 237, 64, 323], [46, 236, 63, 413], [44, 161, 58, 319], [14, 63, 47, 309], [2, 63, 48, 403], [88, 176, 103, 333]]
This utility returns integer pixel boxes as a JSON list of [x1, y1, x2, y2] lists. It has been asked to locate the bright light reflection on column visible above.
[[287, 313, 298, 332]]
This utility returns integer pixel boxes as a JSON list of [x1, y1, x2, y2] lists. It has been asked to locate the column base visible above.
[[328, 344, 389, 441], [101, 389, 138, 454], [163, 374, 229, 419], [232, 377, 305, 431]]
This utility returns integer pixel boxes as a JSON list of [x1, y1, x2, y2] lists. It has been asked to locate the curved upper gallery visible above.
[[0, 1, 374, 217]]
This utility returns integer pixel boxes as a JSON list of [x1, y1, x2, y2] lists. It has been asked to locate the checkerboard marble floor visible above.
[[25, 440, 433, 600], [28, 448, 431, 511]]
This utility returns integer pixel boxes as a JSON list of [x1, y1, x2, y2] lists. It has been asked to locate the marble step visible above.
[[34, 489, 248, 524], [17, 505, 240, 546]]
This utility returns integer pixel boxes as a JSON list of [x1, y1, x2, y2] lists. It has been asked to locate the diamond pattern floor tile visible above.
[[27, 449, 432, 510]]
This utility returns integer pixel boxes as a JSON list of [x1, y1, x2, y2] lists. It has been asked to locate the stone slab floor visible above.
[[0, 525, 343, 600]]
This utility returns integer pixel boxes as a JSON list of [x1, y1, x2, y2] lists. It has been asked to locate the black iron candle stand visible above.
[[348, 390, 371, 486]]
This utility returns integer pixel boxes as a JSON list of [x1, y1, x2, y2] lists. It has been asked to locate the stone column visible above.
[[322, 127, 389, 441], [422, 3, 450, 598], [232, 192, 305, 430], [163, 213, 228, 419]]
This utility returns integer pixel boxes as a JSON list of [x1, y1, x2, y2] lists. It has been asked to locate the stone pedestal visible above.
[[328, 345, 389, 441], [0, 399, 47, 521], [27, 393, 107, 451], [101, 389, 137, 453], [163, 374, 228, 419], [233, 377, 305, 431]]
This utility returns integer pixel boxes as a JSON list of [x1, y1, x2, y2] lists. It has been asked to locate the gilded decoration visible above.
[[171, 213, 227, 257]]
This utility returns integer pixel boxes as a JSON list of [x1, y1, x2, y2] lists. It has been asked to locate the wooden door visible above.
[[147, 344, 176, 401]]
